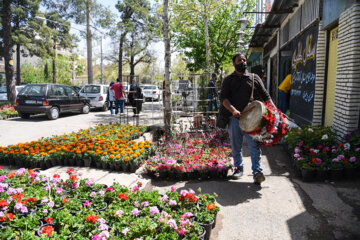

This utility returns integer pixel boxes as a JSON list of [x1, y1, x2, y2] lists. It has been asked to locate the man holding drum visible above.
[[220, 53, 275, 185]]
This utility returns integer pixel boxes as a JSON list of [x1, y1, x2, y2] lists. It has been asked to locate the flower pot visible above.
[[209, 170, 219, 179], [76, 159, 83, 167], [212, 212, 217, 229], [200, 171, 209, 180], [102, 162, 109, 170], [169, 171, 176, 179], [293, 165, 302, 178], [301, 168, 316, 182], [63, 159, 69, 165], [329, 169, 343, 181], [46, 161, 52, 169], [51, 159, 57, 166], [95, 161, 102, 169], [344, 167, 357, 179], [159, 171, 168, 179], [68, 159, 75, 166], [219, 168, 229, 179], [147, 170, 156, 179], [84, 159, 92, 167], [40, 162, 47, 170], [200, 220, 214, 240], [316, 169, 328, 182], [198, 226, 206, 240], [94, 202, 108, 212], [129, 163, 138, 173], [123, 162, 130, 172]]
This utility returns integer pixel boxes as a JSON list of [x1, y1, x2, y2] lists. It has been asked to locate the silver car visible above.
[[0, 85, 25, 101], [79, 84, 109, 111], [140, 84, 162, 101]]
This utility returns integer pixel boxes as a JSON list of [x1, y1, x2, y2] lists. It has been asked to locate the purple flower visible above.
[[149, 206, 159, 216], [349, 157, 356, 163], [132, 208, 140, 217], [98, 190, 105, 196], [134, 201, 139, 207], [293, 154, 300, 158], [41, 177, 47, 182], [294, 148, 300, 153], [43, 209, 48, 213], [41, 197, 49, 203]]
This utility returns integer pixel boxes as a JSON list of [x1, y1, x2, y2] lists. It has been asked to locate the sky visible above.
[[68, 0, 165, 67]]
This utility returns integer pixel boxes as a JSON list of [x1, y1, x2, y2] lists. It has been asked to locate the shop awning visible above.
[[248, 0, 299, 48]]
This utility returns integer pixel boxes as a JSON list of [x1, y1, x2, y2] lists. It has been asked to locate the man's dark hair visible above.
[[211, 73, 216, 78], [232, 53, 247, 63], [116, 78, 120, 82]]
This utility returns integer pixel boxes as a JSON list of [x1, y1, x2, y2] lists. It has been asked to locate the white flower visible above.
[[313, 149, 319, 153], [308, 128, 314, 132], [344, 143, 351, 150], [321, 134, 328, 140]]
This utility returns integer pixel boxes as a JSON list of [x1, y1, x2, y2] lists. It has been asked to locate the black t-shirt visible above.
[[220, 72, 270, 112]]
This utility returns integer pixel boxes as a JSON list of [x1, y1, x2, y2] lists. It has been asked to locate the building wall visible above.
[[332, 3, 360, 138], [312, 21, 327, 125]]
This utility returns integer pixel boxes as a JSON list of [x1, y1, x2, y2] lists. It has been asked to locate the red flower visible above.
[[105, 187, 114, 192], [6, 213, 14, 220], [66, 168, 74, 174], [0, 217, 5, 222], [118, 193, 128, 201], [42, 225, 54, 236], [207, 203, 216, 211], [62, 198, 69, 204], [45, 217, 53, 224], [85, 215, 98, 223], [0, 200, 8, 207], [26, 197, 37, 203], [0, 166, 2, 169], [137, 181, 142, 187], [53, 174, 60, 178]]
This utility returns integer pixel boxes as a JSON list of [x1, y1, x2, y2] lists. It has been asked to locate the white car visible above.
[[140, 84, 162, 101], [0, 85, 25, 101], [79, 84, 109, 111]]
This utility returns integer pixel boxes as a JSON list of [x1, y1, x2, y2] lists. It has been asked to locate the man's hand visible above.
[[232, 109, 241, 118]]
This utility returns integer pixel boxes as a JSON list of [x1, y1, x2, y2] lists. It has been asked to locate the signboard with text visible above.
[[289, 22, 318, 125]]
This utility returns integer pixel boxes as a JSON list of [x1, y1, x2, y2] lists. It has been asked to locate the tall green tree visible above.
[[11, 0, 41, 85], [37, 11, 77, 83], [115, 0, 160, 82], [170, 0, 255, 73], [43, 0, 113, 84]]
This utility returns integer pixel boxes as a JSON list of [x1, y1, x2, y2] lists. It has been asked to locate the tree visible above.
[[11, 0, 41, 85], [170, 0, 255, 73], [115, 0, 160, 82], [39, 11, 76, 83], [163, 0, 172, 140], [43, 0, 113, 84], [1, 0, 16, 103]]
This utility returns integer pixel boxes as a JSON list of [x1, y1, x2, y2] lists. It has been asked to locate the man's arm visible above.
[[222, 98, 241, 118]]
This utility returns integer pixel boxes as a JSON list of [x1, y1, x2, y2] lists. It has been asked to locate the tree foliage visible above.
[[170, 0, 255, 73]]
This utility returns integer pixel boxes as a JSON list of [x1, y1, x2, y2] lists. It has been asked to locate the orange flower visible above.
[[6, 213, 14, 220], [0, 200, 8, 207], [124, 156, 129, 162], [63, 198, 69, 204], [206, 203, 216, 211], [69, 174, 79, 182], [7, 172, 16, 178]]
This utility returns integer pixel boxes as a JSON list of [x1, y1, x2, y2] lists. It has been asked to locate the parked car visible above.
[[0, 85, 25, 101], [140, 84, 162, 101], [15, 83, 90, 120], [79, 84, 109, 111]]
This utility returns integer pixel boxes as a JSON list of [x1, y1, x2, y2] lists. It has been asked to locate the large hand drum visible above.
[[239, 101, 266, 132]]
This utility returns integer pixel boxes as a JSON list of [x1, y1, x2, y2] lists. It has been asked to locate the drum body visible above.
[[239, 101, 266, 132]]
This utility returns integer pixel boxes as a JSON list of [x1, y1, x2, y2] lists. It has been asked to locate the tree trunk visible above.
[[16, 44, 21, 85], [203, 3, 210, 74], [118, 32, 126, 82], [86, 0, 93, 84], [163, 0, 172, 140], [2, 0, 16, 103], [130, 32, 135, 83], [44, 62, 49, 80], [52, 42, 56, 83]]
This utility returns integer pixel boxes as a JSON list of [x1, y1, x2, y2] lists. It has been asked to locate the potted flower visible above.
[[301, 162, 316, 182]]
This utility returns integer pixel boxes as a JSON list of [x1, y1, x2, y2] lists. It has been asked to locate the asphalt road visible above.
[[1, 101, 360, 240]]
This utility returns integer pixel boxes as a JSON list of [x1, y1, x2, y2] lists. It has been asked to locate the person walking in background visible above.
[[110, 78, 124, 114], [106, 81, 116, 115], [207, 73, 218, 119], [128, 80, 143, 115], [220, 53, 275, 185], [278, 67, 292, 114]]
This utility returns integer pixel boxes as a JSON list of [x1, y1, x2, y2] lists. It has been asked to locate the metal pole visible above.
[[100, 36, 103, 84]]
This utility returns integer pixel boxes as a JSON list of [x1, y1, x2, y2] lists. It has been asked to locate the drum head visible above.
[[239, 101, 266, 132]]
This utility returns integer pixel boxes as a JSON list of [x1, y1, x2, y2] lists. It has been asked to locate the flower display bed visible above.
[[144, 131, 233, 180], [0, 103, 17, 120], [0, 124, 153, 173], [284, 126, 360, 182], [0, 167, 219, 239]]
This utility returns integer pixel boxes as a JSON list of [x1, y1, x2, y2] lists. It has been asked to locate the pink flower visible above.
[[132, 208, 140, 217], [149, 206, 159, 216], [167, 219, 177, 229], [141, 201, 149, 207], [299, 141, 304, 147], [122, 228, 130, 235], [83, 200, 92, 208], [56, 188, 63, 194], [105, 187, 114, 192], [177, 227, 186, 236], [169, 200, 177, 206], [160, 195, 168, 202], [349, 157, 356, 163], [171, 186, 176, 192], [116, 210, 123, 217]]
